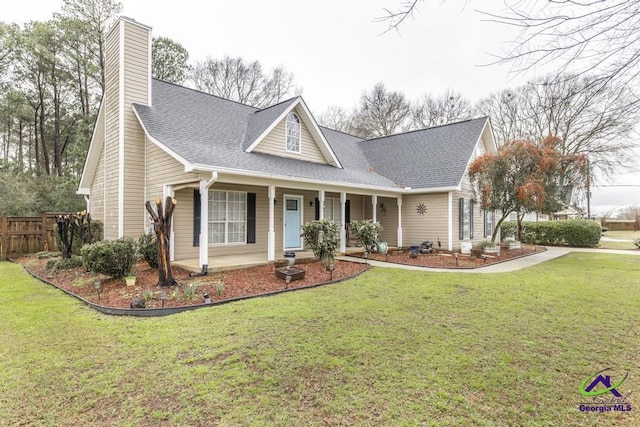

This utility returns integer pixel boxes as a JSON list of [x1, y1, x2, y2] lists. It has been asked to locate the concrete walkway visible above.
[[337, 246, 640, 274]]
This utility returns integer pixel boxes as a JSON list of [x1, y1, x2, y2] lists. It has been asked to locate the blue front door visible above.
[[284, 196, 302, 249]]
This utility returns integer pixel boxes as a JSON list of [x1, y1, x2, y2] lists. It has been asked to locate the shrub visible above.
[[301, 219, 341, 265], [137, 233, 158, 268], [500, 221, 517, 240], [502, 220, 600, 247], [350, 220, 383, 253], [81, 238, 137, 279], [45, 256, 83, 273]]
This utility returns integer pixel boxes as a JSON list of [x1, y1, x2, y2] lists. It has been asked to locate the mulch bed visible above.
[[13, 256, 370, 310], [350, 244, 545, 268]]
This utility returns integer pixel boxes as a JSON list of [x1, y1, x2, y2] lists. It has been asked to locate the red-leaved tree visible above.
[[469, 135, 586, 243]]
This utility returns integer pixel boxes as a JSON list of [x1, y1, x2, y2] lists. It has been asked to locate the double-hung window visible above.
[[208, 190, 247, 245], [459, 198, 474, 240], [323, 198, 342, 221], [484, 210, 495, 238]]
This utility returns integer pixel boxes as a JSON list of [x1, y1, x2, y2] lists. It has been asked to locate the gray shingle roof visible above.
[[133, 80, 397, 188], [358, 117, 489, 189], [242, 98, 298, 150], [133, 80, 488, 191]]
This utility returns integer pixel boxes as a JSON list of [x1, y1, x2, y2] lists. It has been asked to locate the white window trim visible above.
[[323, 197, 341, 221], [285, 112, 302, 154], [208, 190, 248, 246]]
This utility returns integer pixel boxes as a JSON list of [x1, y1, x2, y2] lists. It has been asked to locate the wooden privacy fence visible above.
[[0, 213, 64, 259]]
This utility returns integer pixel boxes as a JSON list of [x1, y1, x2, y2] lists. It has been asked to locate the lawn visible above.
[[1, 253, 639, 426], [600, 230, 640, 250]]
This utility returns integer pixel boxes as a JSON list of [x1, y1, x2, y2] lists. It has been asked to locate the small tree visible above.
[[300, 219, 341, 266], [145, 197, 177, 287], [55, 211, 94, 259], [350, 220, 383, 253], [469, 135, 586, 243]]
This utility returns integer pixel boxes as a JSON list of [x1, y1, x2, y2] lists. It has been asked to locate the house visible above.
[[78, 17, 499, 270]]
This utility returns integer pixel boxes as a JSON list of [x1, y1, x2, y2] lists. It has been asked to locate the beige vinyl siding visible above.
[[103, 26, 121, 241], [173, 183, 269, 262], [90, 143, 106, 224], [88, 107, 106, 223], [402, 193, 449, 249], [346, 194, 365, 223], [173, 187, 198, 260], [253, 112, 329, 164], [453, 174, 485, 250], [122, 21, 150, 237], [145, 140, 198, 199], [377, 196, 398, 246]]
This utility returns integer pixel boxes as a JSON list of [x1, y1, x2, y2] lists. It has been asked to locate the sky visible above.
[[4, 0, 639, 214]]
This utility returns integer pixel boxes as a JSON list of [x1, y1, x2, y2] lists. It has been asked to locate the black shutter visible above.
[[459, 198, 464, 240], [345, 200, 351, 224], [247, 193, 256, 244], [470, 200, 474, 239], [315, 198, 320, 220], [193, 189, 201, 247]]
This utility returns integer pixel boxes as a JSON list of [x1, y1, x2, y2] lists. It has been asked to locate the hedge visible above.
[[500, 219, 601, 247]]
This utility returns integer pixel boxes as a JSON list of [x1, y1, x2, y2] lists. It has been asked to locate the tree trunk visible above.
[[145, 197, 177, 287], [491, 212, 511, 244]]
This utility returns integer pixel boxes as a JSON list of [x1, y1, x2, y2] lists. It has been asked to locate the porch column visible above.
[[397, 195, 403, 247], [164, 185, 175, 262], [447, 192, 453, 251], [318, 190, 325, 220], [268, 185, 276, 262], [340, 192, 347, 253], [199, 172, 217, 268], [372, 195, 377, 222]]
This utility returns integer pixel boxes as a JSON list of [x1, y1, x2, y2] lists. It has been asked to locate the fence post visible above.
[[1, 216, 7, 260], [42, 213, 49, 252]]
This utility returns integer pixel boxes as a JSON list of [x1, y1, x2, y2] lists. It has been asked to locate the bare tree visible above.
[[477, 74, 639, 176], [482, 0, 640, 93], [316, 105, 353, 134], [351, 82, 411, 138], [191, 56, 298, 108], [412, 89, 472, 129]]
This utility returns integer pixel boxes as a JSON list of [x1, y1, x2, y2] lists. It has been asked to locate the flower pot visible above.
[[284, 252, 296, 266], [125, 276, 136, 287], [409, 245, 420, 258]]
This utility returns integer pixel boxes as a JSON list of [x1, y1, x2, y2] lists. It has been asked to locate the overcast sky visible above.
[[5, 0, 639, 213]]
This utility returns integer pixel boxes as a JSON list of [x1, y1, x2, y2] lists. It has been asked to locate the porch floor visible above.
[[173, 247, 366, 273]]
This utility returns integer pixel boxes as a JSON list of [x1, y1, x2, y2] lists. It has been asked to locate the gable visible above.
[[252, 107, 329, 165], [78, 102, 106, 194]]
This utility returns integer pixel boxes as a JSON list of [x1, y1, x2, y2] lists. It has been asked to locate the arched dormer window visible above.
[[286, 113, 301, 153]]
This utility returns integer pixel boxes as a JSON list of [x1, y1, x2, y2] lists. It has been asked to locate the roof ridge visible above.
[[362, 116, 488, 143], [254, 96, 299, 113], [318, 125, 364, 141], [151, 78, 259, 111]]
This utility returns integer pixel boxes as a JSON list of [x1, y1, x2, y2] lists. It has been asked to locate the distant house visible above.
[[78, 17, 498, 269]]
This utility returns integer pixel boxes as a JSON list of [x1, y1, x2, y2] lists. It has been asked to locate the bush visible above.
[[500, 221, 517, 240], [301, 219, 341, 265], [81, 238, 137, 279], [501, 220, 601, 247], [45, 256, 83, 273], [137, 233, 158, 268], [350, 220, 383, 252]]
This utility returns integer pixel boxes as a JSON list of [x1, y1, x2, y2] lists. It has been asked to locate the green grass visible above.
[[1, 254, 639, 426], [600, 230, 640, 250]]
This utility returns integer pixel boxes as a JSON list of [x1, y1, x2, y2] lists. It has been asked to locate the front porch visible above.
[[174, 247, 366, 273]]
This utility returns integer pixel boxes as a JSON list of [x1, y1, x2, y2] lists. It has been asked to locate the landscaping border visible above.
[[344, 247, 547, 270], [14, 259, 371, 317]]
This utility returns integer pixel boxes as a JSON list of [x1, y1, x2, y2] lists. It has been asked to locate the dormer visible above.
[[244, 97, 342, 168]]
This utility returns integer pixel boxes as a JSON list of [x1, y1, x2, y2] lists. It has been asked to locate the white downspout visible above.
[[397, 195, 403, 247], [268, 185, 276, 261]]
